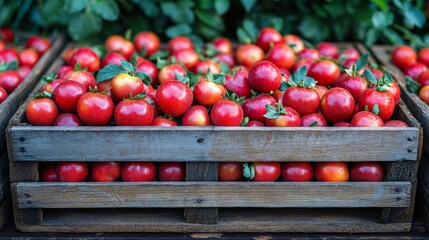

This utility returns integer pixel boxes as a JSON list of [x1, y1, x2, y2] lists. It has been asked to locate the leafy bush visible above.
[[0, 0, 427, 46]]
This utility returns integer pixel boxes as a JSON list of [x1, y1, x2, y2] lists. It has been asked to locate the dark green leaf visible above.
[[363, 69, 378, 85], [372, 104, 380, 115], [271, 17, 283, 32], [175, 72, 189, 84], [135, 71, 152, 86], [240, 116, 249, 126], [356, 53, 369, 71], [303, 77, 317, 88], [371, 0, 388, 11], [92, 45, 108, 59], [382, 28, 404, 45], [219, 62, 229, 74], [243, 20, 258, 43], [405, 76, 421, 94], [156, 58, 170, 69], [96, 64, 123, 82], [298, 16, 329, 41], [68, 13, 102, 41], [90, 0, 119, 21], [186, 70, 198, 87], [240, 0, 257, 13], [149, 50, 170, 61], [212, 74, 226, 85], [365, 27, 379, 46], [166, 24, 192, 38], [161, 1, 194, 24], [403, 3, 425, 28], [195, 10, 224, 31], [120, 60, 135, 73], [237, 28, 251, 44], [393, 0, 404, 9], [131, 0, 159, 17], [309, 121, 319, 127], [214, 0, 230, 15], [280, 81, 290, 91], [372, 11, 393, 30], [66, 0, 88, 13]]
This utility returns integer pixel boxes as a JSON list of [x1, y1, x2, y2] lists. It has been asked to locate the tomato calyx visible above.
[[363, 69, 393, 92], [96, 60, 152, 86], [41, 72, 58, 84], [0, 60, 18, 71], [309, 121, 318, 127], [344, 53, 369, 77], [125, 92, 147, 101], [264, 100, 287, 119], [240, 117, 250, 126], [31, 90, 53, 99], [74, 63, 88, 72], [175, 70, 198, 89], [206, 72, 225, 85], [223, 90, 245, 105], [88, 86, 110, 96], [243, 163, 255, 179], [364, 104, 381, 115], [285, 66, 317, 89], [196, 43, 219, 59]]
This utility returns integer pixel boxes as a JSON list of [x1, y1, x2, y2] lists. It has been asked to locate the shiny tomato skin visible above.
[[213, 53, 235, 68], [281, 162, 313, 182], [315, 162, 349, 182], [156, 81, 193, 117], [57, 66, 73, 79], [68, 47, 100, 72], [219, 162, 242, 181], [333, 122, 351, 127], [136, 59, 159, 87], [92, 162, 121, 182], [151, 116, 178, 126], [19, 48, 39, 67], [320, 87, 355, 123], [193, 80, 226, 107], [350, 162, 384, 181], [314, 85, 329, 99], [42, 79, 66, 93], [193, 60, 221, 75], [41, 165, 58, 182], [392, 45, 417, 69], [358, 89, 395, 122], [158, 64, 186, 85], [301, 113, 328, 127], [25, 36, 51, 55], [210, 99, 244, 126], [384, 120, 408, 127], [101, 52, 126, 67], [419, 85, 429, 104], [417, 70, 429, 86], [0, 40, 5, 52], [224, 73, 251, 99], [282, 86, 320, 116], [242, 94, 276, 123], [350, 111, 384, 127], [291, 59, 315, 73], [105, 35, 135, 60], [65, 70, 97, 91], [246, 120, 265, 127], [252, 162, 281, 182], [122, 162, 156, 182], [114, 99, 154, 126], [341, 48, 360, 61], [133, 31, 160, 57], [53, 80, 86, 113], [17, 66, 32, 80], [418, 48, 429, 66], [168, 36, 193, 54], [158, 162, 186, 182], [317, 42, 339, 59], [182, 105, 211, 126], [248, 61, 282, 93], [308, 60, 341, 87], [212, 37, 233, 54], [26, 98, 58, 126], [0, 87, 7, 104], [336, 76, 368, 103], [283, 34, 305, 53], [110, 73, 144, 102], [297, 48, 319, 60], [265, 107, 301, 127], [77, 92, 114, 126], [172, 48, 199, 70], [236, 44, 264, 68], [256, 27, 283, 52], [385, 81, 401, 106], [0, 70, 22, 93], [404, 62, 427, 80], [1, 48, 19, 64], [266, 43, 296, 70], [54, 113, 83, 126], [57, 162, 88, 182]]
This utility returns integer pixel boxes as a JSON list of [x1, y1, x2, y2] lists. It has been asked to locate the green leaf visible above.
[[156, 58, 170, 69], [372, 11, 393, 30], [243, 20, 258, 43], [356, 53, 369, 71], [372, 104, 381, 115], [175, 72, 189, 84], [161, 1, 194, 24], [135, 71, 152, 86], [240, 116, 249, 126], [371, 0, 388, 12], [219, 62, 229, 74], [186, 70, 198, 87], [66, 0, 88, 13], [263, 104, 281, 119], [214, 0, 230, 15], [237, 28, 251, 44], [131, 0, 159, 18], [90, 0, 119, 21], [363, 69, 378, 85], [212, 74, 226, 85], [271, 17, 283, 32], [364, 105, 369, 112], [298, 16, 329, 42], [96, 64, 124, 82], [365, 27, 379, 46], [166, 24, 192, 38], [195, 10, 224, 31], [403, 3, 425, 28], [309, 121, 319, 127], [120, 60, 135, 73], [280, 81, 290, 91], [240, 0, 257, 12], [92, 45, 108, 59], [149, 50, 170, 61], [68, 13, 102, 41], [382, 28, 404, 45], [405, 76, 421, 94]]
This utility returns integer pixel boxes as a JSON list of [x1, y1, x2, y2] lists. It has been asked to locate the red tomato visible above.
[[92, 162, 121, 182], [297, 48, 319, 60], [0, 40, 5, 52], [281, 162, 313, 181], [137, 59, 159, 87], [265, 107, 301, 127], [19, 48, 39, 67], [0, 70, 22, 93], [0, 28, 14, 43], [283, 34, 305, 53], [256, 27, 283, 52], [156, 81, 193, 117], [333, 122, 351, 127], [308, 60, 341, 87], [251, 162, 281, 182], [213, 53, 235, 68], [105, 35, 135, 60], [246, 120, 265, 127], [236, 44, 264, 68], [172, 48, 199, 70], [1, 48, 19, 64], [66, 70, 97, 92], [122, 162, 156, 182], [101, 52, 126, 67], [133, 31, 160, 57], [54, 113, 83, 126], [219, 162, 242, 181], [248, 61, 282, 93], [358, 89, 395, 122], [25, 36, 50, 55], [77, 92, 114, 126], [193, 60, 221, 75], [384, 81, 401, 106], [17, 66, 32, 80], [57, 162, 88, 182], [243, 94, 276, 123], [210, 99, 244, 126], [266, 43, 296, 70], [336, 75, 368, 103], [418, 48, 429, 66], [350, 111, 384, 127], [224, 72, 251, 99], [384, 120, 408, 127], [403, 62, 427, 80], [212, 37, 233, 54], [0, 87, 7, 104], [68, 47, 100, 72], [158, 64, 186, 85], [341, 48, 360, 61], [314, 85, 328, 99], [110, 73, 144, 102], [314, 162, 349, 182], [282, 86, 320, 116], [317, 42, 339, 59], [417, 70, 429, 86], [419, 85, 429, 104], [392, 45, 417, 69], [41, 165, 58, 182], [152, 116, 178, 126], [53, 80, 86, 113], [114, 98, 154, 126], [42, 79, 66, 93], [292, 59, 315, 73], [158, 162, 186, 182], [193, 80, 226, 107], [26, 97, 58, 126], [57, 66, 73, 79], [301, 113, 328, 127], [182, 105, 211, 126], [168, 36, 193, 54], [320, 87, 355, 123], [350, 162, 384, 181]]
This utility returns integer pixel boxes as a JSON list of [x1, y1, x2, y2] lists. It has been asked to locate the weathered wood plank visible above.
[[15, 182, 411, 209], [8, 126, 419, 162], [12, 208, 410, 233], [0, 150, 10, 200]]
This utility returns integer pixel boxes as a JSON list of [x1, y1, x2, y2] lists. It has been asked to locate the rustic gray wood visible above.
[[15, 181, 411, 209], [13, 208, 411, 233], [0, 32, 66, 149], [184, 162, 218, 224]]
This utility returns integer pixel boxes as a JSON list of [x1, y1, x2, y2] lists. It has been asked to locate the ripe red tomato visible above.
[[57, 162, 88, 182], [314, 85, 328, 99], [41, 165, 58, 182], [158, 64, 186, 85], [256, 27, 283, 52], [317, 42, 339, 59], [0, 28, 14, 43], [219, 162, 243, 181], [320, 87, 355, 123], [77, 92, 114, 126], [236, 44, 264, 68], [62, 48, 76, 62], [315, 162, 349, 182], [168, 36, 193, 54], [392, 45, 417, 69], [419, 85, 429, 104], [404, 62, 427, 80], [297, 48, 319, 60], [152, 116, 178, 126], [336, 75, 368, 103], [133, 31, 160, 57], [26, 36, 51, 55], [68, 47, 100, 72], [251, 162, 281, 182], [0, 70, 22, 93], [158, 162, 186, 181], [0, 87, 7, 104], [418, 48, 429, 66], [193, 60, 221, 75], [248, 61, 281, 93], [122, 162, 156, 182], [266, 43, 296, 70], [0, 40, 5, 52], [66, 70, 97, 92], [172, 48, 199, 70], [92, 162, 121, 182], [26, 97, 59, 126], [213, 53, 235, 68], [282, 86, 320, 116], [54, 113, 83, 126], [156, 81, 193, 117], [1, 48, 19, 64], [101, 52, 126, 67], [114, 98, 154, 126], [105, 35, 135, 60], [417, 70, 429, 86], [212, 37, 233, 54], [281, 162, 313, 181], [193, 80, 226, 107], [265, 106, 301, 127], [53, 80, 86, 113], [350, 111, 384, 127], [333, 122, 351, 127], [224, 72, 251, 99], [57, 66, 73, 79], [350, 162, 384, 181], [210, 99, 244, 126], [19, 48, 39, 67], [358, 89, 395, 122], [136, 59, 159, 87], [17, 66, 31, 80], [110, 73, 144, 102], [384, 120, 408, 127], [308, 60, 341, 87], [283, 34, 305, 53], [182, 105, 211, 126], [301, 113, 328, 127], [384, 81, 401, 106], [42, 78, 66, 93], [341, 48, 360, 61], [246, 120, 265, 127], [243, 94, 276, 123]]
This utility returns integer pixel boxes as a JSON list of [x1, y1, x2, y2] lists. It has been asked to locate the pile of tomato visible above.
[[27, 27, 408, 182], [391, 45, 429, 105], [0, 27, 51, 104]]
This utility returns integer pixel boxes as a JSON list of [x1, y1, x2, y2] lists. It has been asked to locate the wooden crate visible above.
[[372, 45, 429, 232], [5, 44, 422, 233]]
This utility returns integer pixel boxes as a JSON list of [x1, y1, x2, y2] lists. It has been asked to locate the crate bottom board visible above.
[[15, 208, 410, 233]]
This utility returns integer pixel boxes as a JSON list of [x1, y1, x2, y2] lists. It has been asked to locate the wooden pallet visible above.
[[371, 45, 429, 232], [5, 44, 423, 233]]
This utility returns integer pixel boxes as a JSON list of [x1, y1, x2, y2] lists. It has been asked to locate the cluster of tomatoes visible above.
[[391, 45, 429, 105], [41, 161, 383, 182], [0, 27, 51, 104]]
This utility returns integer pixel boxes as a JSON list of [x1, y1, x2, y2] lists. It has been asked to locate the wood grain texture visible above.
[[13, 208, 410, 233], [14, 181, 411, 209], [0, 32, 66, 149]]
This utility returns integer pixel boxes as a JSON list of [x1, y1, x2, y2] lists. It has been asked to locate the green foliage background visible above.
[[0, 0, 428, 47]]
